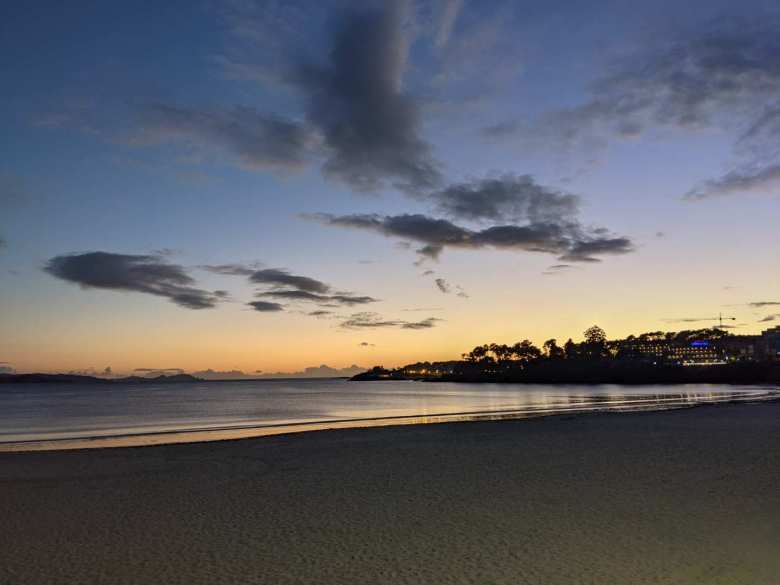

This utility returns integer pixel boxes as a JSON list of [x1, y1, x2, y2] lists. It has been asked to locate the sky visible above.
[[1, 0, 779, 376]]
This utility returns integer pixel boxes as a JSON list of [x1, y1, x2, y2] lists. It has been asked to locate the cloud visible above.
[[546, 20, 780, 141], [542, 263, 574, 275], [308, 211, 633, 263], [429, 174, 580, 224], [661, 317, 737, 325], [133, 368, 185, 376], [135, 104, 313, 171], [529, 18, 780, 199], [0, 236, 5, 251], [684, 163, 780, 199], [358, 341, 375, 347], [559, 237, 634, 263], [45, 252, 225, 309], [258, 364, 366, 378], [340, 311, 441, 330], [260, 290, 378, 306], [402, 317, 440, 329], [292, 1, 442, 193], [0, 363, 15, 374], [248, 300, 285, 312], [247, 268, 330, 293], [191, 369, 259, 380], [308, 310, 333, 317], [759, 314, 779, 323], [202, 263, 258, 277], [434, 278, 450, 293], [749, 301, 780, 308], [205, 264, 378, 312]]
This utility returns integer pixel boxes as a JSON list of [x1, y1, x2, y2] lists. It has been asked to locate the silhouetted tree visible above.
[[490, 343, 514, 364], [564, 338, 578, 359], [584, 325, 607, 344], [581, 325, 608, 360], [464, 344, 494, 365], [512, 340, 541, 363], [543, 338, 565, 360]]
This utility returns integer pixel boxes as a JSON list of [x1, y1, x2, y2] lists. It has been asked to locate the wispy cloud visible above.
[[340, 311, 441, 330]]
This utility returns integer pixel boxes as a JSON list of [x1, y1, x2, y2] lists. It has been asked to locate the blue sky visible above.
[[1, 0, 778, 374]]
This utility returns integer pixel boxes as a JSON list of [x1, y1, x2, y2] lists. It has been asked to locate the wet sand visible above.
[[1, 401, 779, 584]]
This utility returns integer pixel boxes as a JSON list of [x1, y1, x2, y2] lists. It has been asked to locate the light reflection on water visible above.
[[0, 379, 777, 448]]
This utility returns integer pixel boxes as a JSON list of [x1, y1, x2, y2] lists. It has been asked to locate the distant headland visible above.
[[352, 325, 780, 385], [0, 373, 203, 385]]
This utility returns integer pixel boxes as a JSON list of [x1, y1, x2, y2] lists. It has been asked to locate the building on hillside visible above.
[[759, 326, 780, 361], [665, 340, 726, 366], [715, 335, 760, 362]]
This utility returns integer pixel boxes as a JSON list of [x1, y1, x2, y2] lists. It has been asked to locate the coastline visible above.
[[2, 401, 778, 584], [2, 387, 777, 453]]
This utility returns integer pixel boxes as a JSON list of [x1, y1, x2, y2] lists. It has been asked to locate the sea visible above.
[[0, 379, 777, 448]]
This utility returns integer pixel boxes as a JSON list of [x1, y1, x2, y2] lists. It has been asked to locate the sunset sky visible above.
[[1, 0, 779, 376]]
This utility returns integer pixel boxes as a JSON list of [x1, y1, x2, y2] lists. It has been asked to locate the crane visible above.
[[709, 313, 736, 330]]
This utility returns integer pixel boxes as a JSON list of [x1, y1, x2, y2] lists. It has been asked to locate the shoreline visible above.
[[2, 387, 777, 453], [2, 400, 778, 584]]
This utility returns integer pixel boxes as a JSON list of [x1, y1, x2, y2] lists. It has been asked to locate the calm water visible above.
[[0, 379, 777, 445]]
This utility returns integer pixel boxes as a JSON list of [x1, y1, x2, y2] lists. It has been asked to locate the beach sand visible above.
[[1, 401, 778, 585]]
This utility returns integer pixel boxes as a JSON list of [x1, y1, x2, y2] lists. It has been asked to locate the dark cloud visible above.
[[340, 311, 441, 330], [402, 317, 440, 329], [136, 104, 312, 171], [559, 237, 634, 263], [202, 263, 257, 276], [261, 289, 378, 306], [308, 212, 633, 263], [248, 300, 285, 312], [759, 314, 779, 323], [248, 268, 330, 293], [435, 278, 450, 293], [358, 341, 375, 347], [206, 264, 378, 312], [45, 252, 224, 310], [308, 310, 333, 317], [749, 301, 780, 308], [292, 2, 441, 193], [429, 174, 579, 223]]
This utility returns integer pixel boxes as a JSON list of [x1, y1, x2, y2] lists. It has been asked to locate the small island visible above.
[[353, 325, 780, 385]]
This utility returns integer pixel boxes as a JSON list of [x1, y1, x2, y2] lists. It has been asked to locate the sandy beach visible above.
[[1, 401, 779, 585]]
